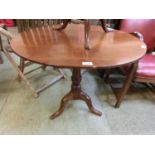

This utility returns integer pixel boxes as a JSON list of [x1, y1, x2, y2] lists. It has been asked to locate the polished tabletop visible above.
[[10, 24, 147, 68]]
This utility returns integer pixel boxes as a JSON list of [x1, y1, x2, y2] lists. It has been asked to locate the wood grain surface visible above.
[[10, 24, 147, 68]]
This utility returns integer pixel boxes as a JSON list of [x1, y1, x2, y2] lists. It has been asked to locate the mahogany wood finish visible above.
[[115, 62, 138, 108], [10, 24, 146, 119], [50, 68, 102, 119], [11, 24, 146, 68], [84, 19, 91, 49]]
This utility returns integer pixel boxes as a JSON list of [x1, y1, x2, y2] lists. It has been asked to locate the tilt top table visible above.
[[10, 24, 146, 119]]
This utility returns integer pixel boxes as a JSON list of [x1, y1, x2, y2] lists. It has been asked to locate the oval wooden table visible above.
[[10, 24, 147, 119]]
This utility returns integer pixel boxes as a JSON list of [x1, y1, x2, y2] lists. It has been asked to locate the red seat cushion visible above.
[[136, 54, 155, 78], [0, 19, 14, 27], [3, 20, 14, 27]]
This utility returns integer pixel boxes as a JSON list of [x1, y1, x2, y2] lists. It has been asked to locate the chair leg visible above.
[[42, 65, 47, 70], [97, 69, 105, 78], [0, 53, 3, 64], [81, 69, 87, 75], [0, 36, 3, 64], [3, 49, 38, 97], [58, 68, 66, 79], [36, 74, 64, 94], [18, 57, 25, 81], [104, 68, 112, 83], [115, 62, 138, 108]]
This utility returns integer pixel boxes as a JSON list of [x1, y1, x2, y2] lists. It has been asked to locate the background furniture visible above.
[[10, 24, 146, 119], [0, 33, 3, 64], [52, 19, 108, 50], [0, 19, 14, 27], [0, 20, 66, 97], [104, 19, 155, 108], [0, 20, 14, 64], [0, 24, 7, 64], [17, 19, 65, 91]]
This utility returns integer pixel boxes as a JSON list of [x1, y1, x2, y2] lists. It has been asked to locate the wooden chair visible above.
[[16, 20, 64, 79], [0, 19, 65, 97], [103, 19, 155, 107], [16, 19, 85, 77], [0, 24, 7, 64], [0, 34, 3, 64]]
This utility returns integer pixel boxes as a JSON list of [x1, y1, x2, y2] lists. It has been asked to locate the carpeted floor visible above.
[[0, 27, 155, 135]]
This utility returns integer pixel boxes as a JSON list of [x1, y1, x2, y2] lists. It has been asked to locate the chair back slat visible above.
[[48, 19, 53, 26], [17, 19, 93, 34], [16, 19, 62, 32], [43, 19, 48, 26], [24, 20, 30, 30], [17, 20, 24, 32], [30, 20, 36, 28], [37, 20, 42, 27], [0, 36, 2, 63]]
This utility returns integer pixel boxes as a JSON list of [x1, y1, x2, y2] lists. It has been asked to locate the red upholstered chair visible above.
[[0, 19, 14, 27], [119, 19, 155, 52], [105, 19, 155, 108]]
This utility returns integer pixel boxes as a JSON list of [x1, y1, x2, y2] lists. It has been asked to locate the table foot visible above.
[[78, 91, 102, 116], [50, 91, 73, 119], [50, 90, 102, 119], [50, 68, 102, 119]]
